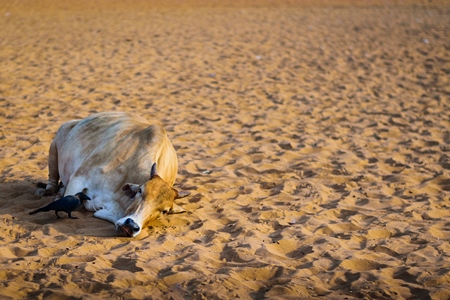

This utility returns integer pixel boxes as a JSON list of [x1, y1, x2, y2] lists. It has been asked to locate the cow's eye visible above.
[[138, 188, 142, 194]]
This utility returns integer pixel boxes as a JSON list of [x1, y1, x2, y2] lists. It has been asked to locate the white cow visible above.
[[36, 112, 189, 237]]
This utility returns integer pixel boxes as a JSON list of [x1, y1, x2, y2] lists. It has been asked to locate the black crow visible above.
[[30, 192, 91, 219]]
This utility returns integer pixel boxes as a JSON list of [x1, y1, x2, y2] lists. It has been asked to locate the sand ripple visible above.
[[0, 0, 449, 298]]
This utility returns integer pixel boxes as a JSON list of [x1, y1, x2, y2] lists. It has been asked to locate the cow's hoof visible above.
[[35, 188, 45, 197]]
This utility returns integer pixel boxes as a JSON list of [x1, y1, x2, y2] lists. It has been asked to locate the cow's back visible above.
[[57, 112, 178, 197]]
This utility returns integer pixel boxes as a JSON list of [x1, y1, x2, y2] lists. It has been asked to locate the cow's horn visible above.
[[150, 163, 158, 178]]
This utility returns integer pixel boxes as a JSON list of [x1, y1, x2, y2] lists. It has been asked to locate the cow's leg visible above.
[[63, 176, 87, 197], [36, 119, 80, 197], [56, 185, 65, 199], [45, 139, 60, 195], [35, 139, 60, 197], [94, 208, 122, 224]]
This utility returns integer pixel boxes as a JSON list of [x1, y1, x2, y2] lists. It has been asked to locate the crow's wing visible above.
[[46, 196, 81, 213]]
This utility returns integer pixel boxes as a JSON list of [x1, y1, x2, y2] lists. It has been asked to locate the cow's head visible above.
[[115, 163, 190, 237]]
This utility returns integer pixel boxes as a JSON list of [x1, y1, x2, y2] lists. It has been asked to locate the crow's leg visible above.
[[68, 212, 78, 219]]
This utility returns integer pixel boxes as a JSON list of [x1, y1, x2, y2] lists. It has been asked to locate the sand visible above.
[[0, 0, 449, 298]]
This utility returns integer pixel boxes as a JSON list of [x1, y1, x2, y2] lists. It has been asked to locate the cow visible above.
[[35, 112, 190, 237]]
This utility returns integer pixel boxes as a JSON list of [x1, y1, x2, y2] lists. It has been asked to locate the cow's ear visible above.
[[150, 163, 158, 178], [122, 184, 140, 198], [175, 190, 190, 199]]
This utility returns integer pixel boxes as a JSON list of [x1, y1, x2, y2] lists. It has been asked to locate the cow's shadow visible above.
[[0, 180, 121, 238], [0, 179, 189, 240]]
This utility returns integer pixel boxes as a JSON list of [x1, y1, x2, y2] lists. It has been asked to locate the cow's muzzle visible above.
[[117, 218, 140, 237]]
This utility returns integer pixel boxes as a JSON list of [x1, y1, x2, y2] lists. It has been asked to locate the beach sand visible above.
[[0, 0, 449, 298]]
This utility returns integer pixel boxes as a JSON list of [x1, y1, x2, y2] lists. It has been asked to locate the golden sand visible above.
[[0, 0, 449, 298]]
